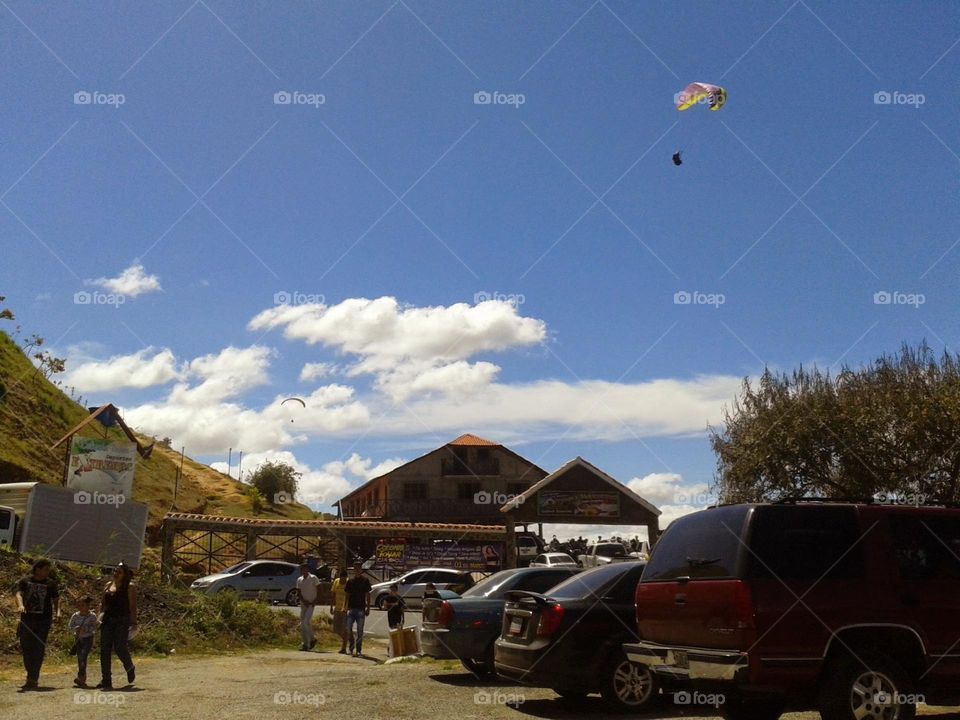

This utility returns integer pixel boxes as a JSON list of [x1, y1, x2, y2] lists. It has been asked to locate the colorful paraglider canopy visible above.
[[281, 397, 306, 407], [675, 82, 726, 112], [672, 152, 683, 166]]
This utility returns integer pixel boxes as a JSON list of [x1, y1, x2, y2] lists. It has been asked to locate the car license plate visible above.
[[509, 617, 524, 636], [673, 650, 689, 669]]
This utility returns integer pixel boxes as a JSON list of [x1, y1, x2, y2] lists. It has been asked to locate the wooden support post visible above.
[[161, 521, 175, 583], [504, 515, 517, 569], [245, 528, 258, 560]]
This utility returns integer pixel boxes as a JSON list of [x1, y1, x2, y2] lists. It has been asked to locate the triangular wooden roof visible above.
[[500, 456, 661, 516]]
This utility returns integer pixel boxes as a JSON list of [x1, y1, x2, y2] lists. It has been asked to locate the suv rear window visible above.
[[890, 514, 960, 580], [747, 506, 864, 581], [643, 505, 750, 581]]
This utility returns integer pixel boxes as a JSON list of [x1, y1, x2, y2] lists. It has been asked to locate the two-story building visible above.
[[336, 433, 547, 524]]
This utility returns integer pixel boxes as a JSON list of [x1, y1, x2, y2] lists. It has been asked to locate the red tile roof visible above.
[[448, 433, 499, 446]]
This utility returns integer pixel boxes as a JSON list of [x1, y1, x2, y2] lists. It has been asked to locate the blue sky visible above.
[[2, 1, 958, 531]]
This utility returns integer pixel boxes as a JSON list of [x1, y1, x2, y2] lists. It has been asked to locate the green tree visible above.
[[247, 460, 300, 505], [710, 343, 960, 504]]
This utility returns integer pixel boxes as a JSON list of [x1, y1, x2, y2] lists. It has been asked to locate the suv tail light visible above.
[[731, 580, 755, 632], [536, 603, 565, 637], [437, 600, 454, 628]]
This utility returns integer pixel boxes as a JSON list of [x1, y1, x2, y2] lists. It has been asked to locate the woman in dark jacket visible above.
[[97, 562, 137, 689]]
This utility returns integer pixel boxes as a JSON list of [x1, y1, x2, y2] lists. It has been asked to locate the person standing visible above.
[[98, 562, 137, 690], [69, 596, 98, 688], [296, 563, 321, 651], [329, 568, 349, 654], [14, 558, 60, 690], [343, 564, 371, 656], [384, 583, 405, 630]]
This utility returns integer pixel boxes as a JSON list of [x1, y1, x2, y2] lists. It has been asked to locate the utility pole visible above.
[[237, 451, 243, 482], [227, 447, 232, 477]]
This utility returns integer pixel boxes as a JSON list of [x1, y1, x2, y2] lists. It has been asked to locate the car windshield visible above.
[[222, 562, 251, 575], [547, 563, 634, 599], [462, 569, 520, 598], [549, 554, 575, 563]]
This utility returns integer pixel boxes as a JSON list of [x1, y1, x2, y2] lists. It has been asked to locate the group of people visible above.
[[14, 559, 138, 691], [296, 562, 374, 656], [548, 534, 645, 555], [296, 562, 442, 656]]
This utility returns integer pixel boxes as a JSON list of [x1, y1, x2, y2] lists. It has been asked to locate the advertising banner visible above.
[[66, 437, 136, 498], [376, 538, 504, 572], [538, 490, 620, 518]]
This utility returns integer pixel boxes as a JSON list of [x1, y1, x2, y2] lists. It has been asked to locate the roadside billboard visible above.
[[66, 437, 136, 498]]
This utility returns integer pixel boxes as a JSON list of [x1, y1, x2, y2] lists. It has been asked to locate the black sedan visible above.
[[421, 566, 578, 676], [494, 561, 656, 711]]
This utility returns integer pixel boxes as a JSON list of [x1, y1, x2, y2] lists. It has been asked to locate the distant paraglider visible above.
[[673, 82, 726, 165], [675, 82, 726, 112], [281, 397, 306, 422]]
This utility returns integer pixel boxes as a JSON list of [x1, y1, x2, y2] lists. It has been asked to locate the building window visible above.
[[403, 483, 427, 501], [458, 482, 481, 500]]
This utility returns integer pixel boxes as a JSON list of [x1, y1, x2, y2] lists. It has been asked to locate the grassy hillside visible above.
[[0, 331, 316, 532]]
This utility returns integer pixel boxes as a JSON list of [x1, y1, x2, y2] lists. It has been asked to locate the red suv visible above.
[[624, 501, 960, 720]]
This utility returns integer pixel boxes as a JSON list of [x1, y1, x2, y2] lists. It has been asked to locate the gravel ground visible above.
[[1, 645, 958, 720]]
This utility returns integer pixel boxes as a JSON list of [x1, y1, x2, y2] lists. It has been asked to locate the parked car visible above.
[[495, 562, 656, 711], [371, 567, 474, 610], [577, 541, 630, 567], [190, 560, 301, 605], [421, 566, 578, 676], [529, 552, 578, 568], [516, 534, 543, 566], [625, 501, 960, 720]]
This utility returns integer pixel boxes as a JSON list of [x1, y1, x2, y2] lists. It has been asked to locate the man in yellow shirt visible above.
[[329, 568, 349, 654]]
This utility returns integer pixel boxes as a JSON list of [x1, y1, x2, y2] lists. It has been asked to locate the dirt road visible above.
[[2, 645, 958, 720]]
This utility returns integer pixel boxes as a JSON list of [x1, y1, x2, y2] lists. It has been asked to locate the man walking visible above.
[[14, 559, 60, 690], [343, 564, 371, 656], [296, 563, 321, 651]]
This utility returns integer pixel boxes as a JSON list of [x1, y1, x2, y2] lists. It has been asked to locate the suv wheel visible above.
[[285, 589, 300, 606], [820, 651, 916, 720], [600, 653, 656, 711], [375, 594, 388, 610], [721, 695, 785, 720]]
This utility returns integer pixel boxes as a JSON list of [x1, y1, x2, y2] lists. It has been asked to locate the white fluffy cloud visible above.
[[88, 263, 161, 297], [111, 297, 740, 457], [212, 450, 405, 509], [66, 348, 180, 392], [379, 375, 740, 441], [251, 297, 545, 401], [299, 362, 337, 382], [169, 346, 273, 405]]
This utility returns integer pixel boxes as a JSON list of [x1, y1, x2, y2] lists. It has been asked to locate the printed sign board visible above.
[[538, 490, 621, 518], [67, 437, 136, 498]]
